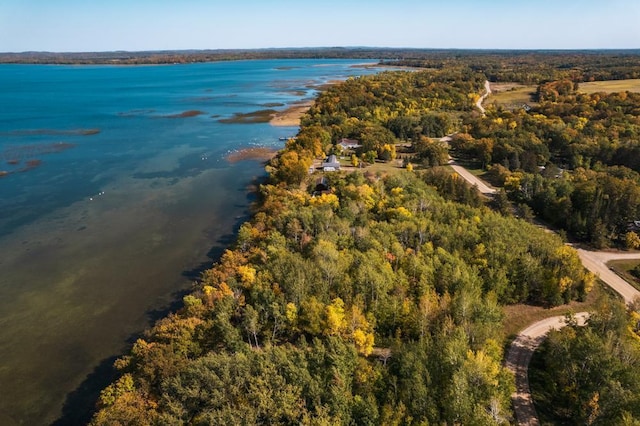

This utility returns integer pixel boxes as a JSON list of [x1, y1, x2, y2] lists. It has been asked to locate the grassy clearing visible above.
[[488, 83, 538, 109], [578, 79, 640, 94], [343, 159, 408, 175], [606, 259, 640, 292], [502, 280, 607, 341]]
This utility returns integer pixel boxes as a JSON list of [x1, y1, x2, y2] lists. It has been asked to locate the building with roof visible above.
[[338, 138, 361, 151], [322, 154, 340, 172]]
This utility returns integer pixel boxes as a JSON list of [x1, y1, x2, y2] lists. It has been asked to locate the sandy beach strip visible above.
[[269, 100, 314, 127]]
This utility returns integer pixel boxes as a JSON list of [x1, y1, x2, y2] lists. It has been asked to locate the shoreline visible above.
[[269, 100, 314, 127], [225, 146, 279, 163]]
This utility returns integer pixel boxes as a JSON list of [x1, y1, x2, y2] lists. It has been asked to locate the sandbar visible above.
[[269, 101, 313, 127]]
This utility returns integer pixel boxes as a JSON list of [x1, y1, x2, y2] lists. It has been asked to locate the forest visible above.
[[92, 170, 592, 425], [531, 298, 640, 424], [91, 51, 640, 425], [293, 51, 640, 248], [455, 81, 640, 247]]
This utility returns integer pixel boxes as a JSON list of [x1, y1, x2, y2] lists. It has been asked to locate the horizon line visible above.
[[2, 46, 640, 55]]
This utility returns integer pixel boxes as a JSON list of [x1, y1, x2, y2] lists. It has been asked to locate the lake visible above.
[[0, 59, 383, 425]]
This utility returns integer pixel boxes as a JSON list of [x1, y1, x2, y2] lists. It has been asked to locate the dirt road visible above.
[[447, 158, 497, 195], [476, 80, 492, 114], [576, 249, 640, 304], [449, 160, 640, 424], [504, 248, 640, 426], [505, 313, 589, 426]]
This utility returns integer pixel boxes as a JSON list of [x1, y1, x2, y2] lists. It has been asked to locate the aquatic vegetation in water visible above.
[[218, 109, 277, 124], [117, 109, 156, 117], [0, 142, 75, 176], [0, 128, 100, 136], [225, 146, 278, 163], [162, 110, 207, 118]]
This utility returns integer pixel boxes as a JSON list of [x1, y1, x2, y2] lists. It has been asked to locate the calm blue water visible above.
[[0, 59, 382, 425]]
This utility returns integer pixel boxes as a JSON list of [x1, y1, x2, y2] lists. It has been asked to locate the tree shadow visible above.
[[51, 356, 118, 426]]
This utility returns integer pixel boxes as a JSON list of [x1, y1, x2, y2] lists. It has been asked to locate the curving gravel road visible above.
[[449, 157, 640, 424], [505, 313, 589, 426], [505, 248, 640, 425], [476, 80, 492, 114]]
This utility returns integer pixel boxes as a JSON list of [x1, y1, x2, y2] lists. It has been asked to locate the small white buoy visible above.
[[89, 198, 93, 201]]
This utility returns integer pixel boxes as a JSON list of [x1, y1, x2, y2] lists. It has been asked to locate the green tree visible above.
[[273, 150, 312, 186]]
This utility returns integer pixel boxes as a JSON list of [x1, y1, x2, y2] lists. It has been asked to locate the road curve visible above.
[[505, 249, 640, 425], [505, 313, 589, 426], [476, 80, 492, 114], [448, 159, 640, 424], [576, 249, 640, 305]]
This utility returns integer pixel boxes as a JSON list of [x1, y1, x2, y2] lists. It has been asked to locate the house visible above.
[[322, 154, 340, 172], [338, 138, 361, 151]]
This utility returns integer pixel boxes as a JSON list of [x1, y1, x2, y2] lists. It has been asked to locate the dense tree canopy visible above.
[[455, 86, 640, 246], [92, 164, 593, 424], [384, 51, 640, 85]]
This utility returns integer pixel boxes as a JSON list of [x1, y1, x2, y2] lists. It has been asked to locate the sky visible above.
[[1, 0, 639, 52]]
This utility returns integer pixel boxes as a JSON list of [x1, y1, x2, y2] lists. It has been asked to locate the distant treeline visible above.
[[382, 50, 640, 84], [2, 47, 640, 66]]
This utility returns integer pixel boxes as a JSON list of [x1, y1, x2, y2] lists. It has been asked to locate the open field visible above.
[[578, 79, 640, 94], [312, 157, 408, 176], [606, 258, 640, 292], [488, 83, 538, 109], [502, 280, 606, 340]]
